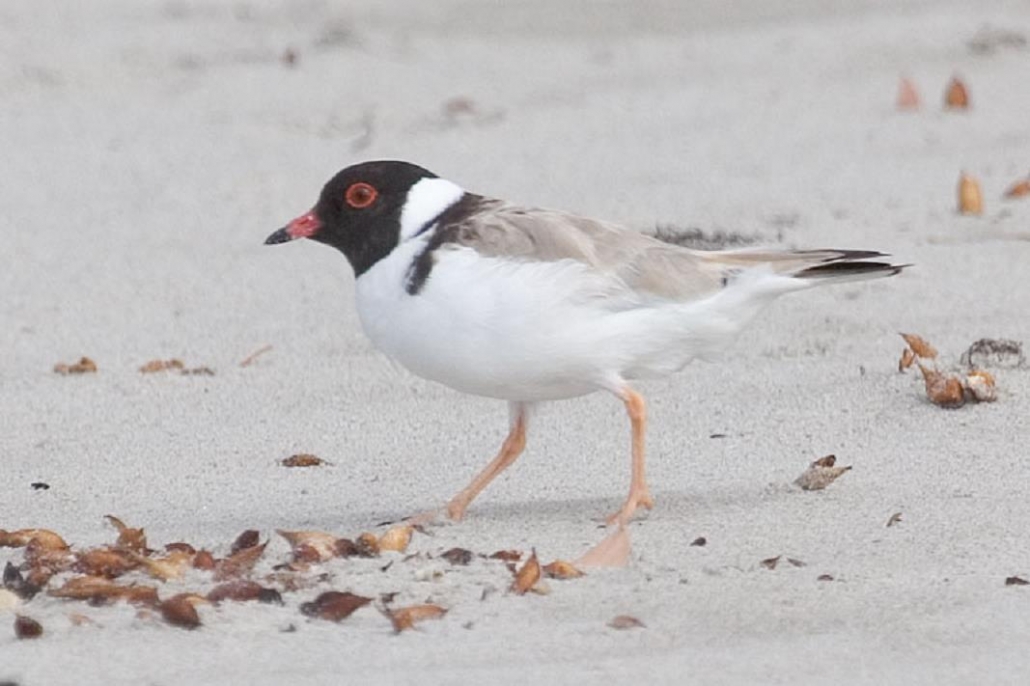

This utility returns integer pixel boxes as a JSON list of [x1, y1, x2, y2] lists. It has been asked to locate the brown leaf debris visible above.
[[160, 594, 203, 629], [965, 370, 997, 402], [354, 533, 380, 558], [276, 530, 340, 563], [333, 538, 361, 558], [207, 580, 282, 604], [193, 550, 216, 570], [230, 530, 261, 555], [896, 76, 920, 111], [958, 172, 983, 215], [105, 515, 147, 552], [214, 542, 267, 581], [900, 333, 938, 361], [139, 359, 184, 374], [1005, 576, 1029, 586], [441, 548, 473, 566], [73, 548, 139, 579], [68, 613, 96, 627], [943, 76, 970, 109], [208, 580, 263, 603], [281, 454, 327, 468], [24, 562, 64, 590], [300, 591, 372, 622], [378, 525, 413, 554], [542, 560, 585, 580], [902, 336, 1003, 406], [385, 604, 448, 633], [50, 577, 159, 607], [608, 615, 646, 630], [132, 550, 193, 582], [0, 529, 69, 551], [239, 344, 273, 367], [53, 357, 97, 375], [761, 556, 805, 570], [510, 549, 541, 595], [1004, 178, 1030, 199], [24, 538, 74, 576], [918, 364, 966, 408], [898, 347, 917, 372], [489, 550, 522, 563], [794, 454, 852, 491], [14, 614, 43, 639]]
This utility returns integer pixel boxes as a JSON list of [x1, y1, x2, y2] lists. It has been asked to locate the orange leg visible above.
[[606, 388, 654, 525], [445, 403, 528, 521]]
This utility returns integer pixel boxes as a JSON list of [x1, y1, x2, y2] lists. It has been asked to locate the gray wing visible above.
[[424, 196, 899, 301], [439, 198, 726, 302]]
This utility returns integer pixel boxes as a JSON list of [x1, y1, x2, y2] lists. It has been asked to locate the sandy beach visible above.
[[2, 0, 1030, 684]]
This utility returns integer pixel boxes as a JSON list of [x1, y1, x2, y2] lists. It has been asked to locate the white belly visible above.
[[354, 241, 747, 401]]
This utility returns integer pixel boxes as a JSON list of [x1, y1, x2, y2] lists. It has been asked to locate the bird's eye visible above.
[[344, 182, 378, 209]]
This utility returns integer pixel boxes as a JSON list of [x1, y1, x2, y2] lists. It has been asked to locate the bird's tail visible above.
[[655, 248, 906, 365], [702, 248, 907, 285]]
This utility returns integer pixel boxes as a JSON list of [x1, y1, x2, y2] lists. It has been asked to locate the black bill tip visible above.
[[264, 227, 292, 245]]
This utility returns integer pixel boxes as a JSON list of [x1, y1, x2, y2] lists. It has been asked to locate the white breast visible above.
[[357, 238, 609, 399]]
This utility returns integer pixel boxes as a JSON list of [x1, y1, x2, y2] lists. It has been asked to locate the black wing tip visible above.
[[797, 260, 910, 280], [801, 249, 911, 277], [801, 249, 890, 262]]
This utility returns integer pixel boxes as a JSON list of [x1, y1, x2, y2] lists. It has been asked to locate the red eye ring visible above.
[[345, 182, 378, 209]]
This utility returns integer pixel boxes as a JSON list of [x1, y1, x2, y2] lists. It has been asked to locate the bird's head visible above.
[[265, 160, 465, 276]]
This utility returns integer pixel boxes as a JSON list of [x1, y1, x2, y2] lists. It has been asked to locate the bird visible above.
[[265, 160, 904, 525]]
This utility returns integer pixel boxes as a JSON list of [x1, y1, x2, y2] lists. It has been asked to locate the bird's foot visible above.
[[444, 497, 470, 523], [605, 488, 654, 526], [398, 495, 470, 527], [398, 491, 477, 527], [402, 507, 451, 528]]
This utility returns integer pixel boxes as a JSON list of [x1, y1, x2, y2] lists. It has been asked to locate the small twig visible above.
[[239, 344, 273, 368]]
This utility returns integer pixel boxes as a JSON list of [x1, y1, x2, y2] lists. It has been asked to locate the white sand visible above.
[[3, 0, 1030, 683]]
